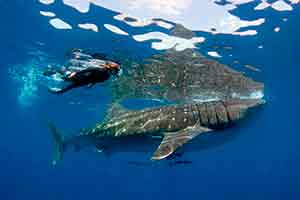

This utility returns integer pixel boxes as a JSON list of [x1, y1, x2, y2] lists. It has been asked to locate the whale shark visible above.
[[112, 48, 264, 104], [49, 98, 264, 166], [112, 25, 264, 104]]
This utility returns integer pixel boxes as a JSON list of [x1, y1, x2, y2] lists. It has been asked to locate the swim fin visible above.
[[48, 87, 64, 94], [48, 84, 74, 94], [47, 121, 65, 167]]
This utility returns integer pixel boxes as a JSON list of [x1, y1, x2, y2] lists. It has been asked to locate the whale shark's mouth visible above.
[[232, 90, 264, 100], [190, 89, 264, 103], [232, 89, 266, 106]]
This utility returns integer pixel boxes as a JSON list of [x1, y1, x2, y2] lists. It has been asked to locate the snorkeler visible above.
[[44, 49, 121, 94]]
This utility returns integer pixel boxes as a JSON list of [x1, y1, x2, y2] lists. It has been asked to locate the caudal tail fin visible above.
[[48, 121, 65, 167]]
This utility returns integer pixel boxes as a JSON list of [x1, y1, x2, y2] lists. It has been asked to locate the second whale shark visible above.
[[49, 98, 264, 166]]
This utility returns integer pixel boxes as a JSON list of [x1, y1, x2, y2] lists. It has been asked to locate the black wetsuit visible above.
[[51, 67, 113, 94]]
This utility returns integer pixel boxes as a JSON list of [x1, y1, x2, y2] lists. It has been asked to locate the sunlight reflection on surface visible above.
[[37, 0, 299, 51]]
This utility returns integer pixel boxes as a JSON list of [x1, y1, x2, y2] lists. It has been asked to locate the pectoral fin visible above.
[[105, 103, 129, 121], [151, 125, 211, 160]]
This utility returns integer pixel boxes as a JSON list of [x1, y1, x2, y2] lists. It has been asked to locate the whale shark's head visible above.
[[189, 75, 264, 103], [228, 78, 264, 101]]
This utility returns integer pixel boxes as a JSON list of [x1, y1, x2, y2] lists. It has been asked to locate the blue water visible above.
[[2, 1, 300, 199]]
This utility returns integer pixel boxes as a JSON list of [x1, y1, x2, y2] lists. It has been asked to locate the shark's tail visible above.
[[47, 121, 65, 167]]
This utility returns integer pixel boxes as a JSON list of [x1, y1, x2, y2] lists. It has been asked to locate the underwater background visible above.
[[1, 0, 300, 199]]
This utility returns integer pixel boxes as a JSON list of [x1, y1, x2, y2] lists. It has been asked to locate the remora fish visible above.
[[49, 98, 264, 166]]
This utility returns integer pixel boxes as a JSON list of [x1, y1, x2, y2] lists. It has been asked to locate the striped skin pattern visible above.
[[85, 99, 262, 139]]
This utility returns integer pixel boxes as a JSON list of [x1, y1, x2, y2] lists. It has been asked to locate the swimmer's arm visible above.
[[79, 67, 106, 74]]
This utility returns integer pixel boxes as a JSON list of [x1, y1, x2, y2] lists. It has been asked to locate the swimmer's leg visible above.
[[48, 84, 76, 94]]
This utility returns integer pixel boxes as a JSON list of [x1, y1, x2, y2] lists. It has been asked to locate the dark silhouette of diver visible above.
[[44, 49, 121, 94]]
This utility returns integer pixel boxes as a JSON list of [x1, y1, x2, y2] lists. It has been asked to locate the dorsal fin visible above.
[[105, 102, 128, 120], [151, 124, 211, 160]]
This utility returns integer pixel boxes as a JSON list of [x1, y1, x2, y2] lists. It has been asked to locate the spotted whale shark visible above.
[[49, 98, 264, 166], [112, 25, 264, 104]]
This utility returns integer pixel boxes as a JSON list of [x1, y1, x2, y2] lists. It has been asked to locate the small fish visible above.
[[168, 160, 193, 167], [35, 41, 45, 46]]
